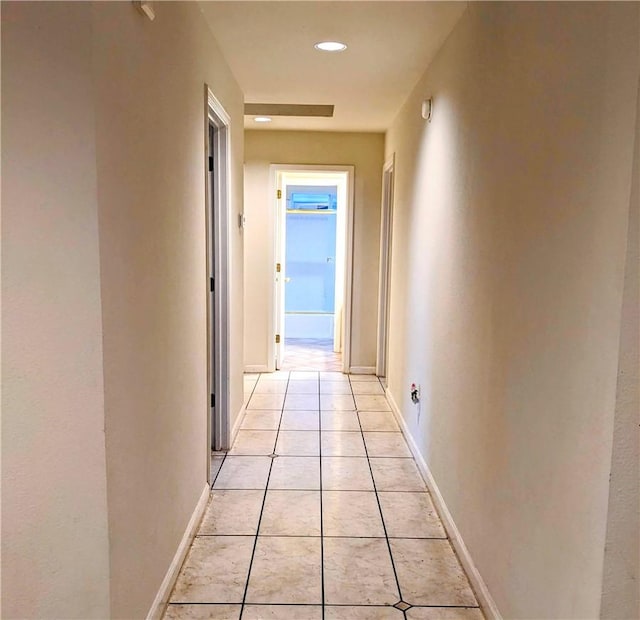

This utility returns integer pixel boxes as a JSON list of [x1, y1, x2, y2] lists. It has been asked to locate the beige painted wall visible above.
[[600, 72, 640, 620], [91, 2, 244, 618], [244, 131, 384, 371], [2, 2, 245, 618], [2, 3, 111, 617], [384, 3, 640, 618]]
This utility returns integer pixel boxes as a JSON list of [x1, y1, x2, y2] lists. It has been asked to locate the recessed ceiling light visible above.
[[254, 116, 272, 123], [314, 41, 347, 52]]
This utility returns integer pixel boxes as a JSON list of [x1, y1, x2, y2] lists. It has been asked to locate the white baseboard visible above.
[[385, 388, 502, 620], [230, 403, 247, 446], [244, 364, 269, 373], [349, 366, 376, 375], [146, 483, 210, 620]]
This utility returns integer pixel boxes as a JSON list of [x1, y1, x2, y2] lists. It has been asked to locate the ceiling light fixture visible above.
[[314, 41, 347, 52], [254, 116, 272, 123]]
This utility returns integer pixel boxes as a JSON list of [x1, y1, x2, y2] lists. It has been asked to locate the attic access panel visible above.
[[244, 103, 334, 118]]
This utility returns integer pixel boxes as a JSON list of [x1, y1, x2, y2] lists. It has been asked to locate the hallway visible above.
[[4, 2, 638, 618], [167, 371, 483, 619]]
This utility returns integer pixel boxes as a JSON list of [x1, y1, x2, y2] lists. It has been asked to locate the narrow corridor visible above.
[[167, 372, 483, 620]]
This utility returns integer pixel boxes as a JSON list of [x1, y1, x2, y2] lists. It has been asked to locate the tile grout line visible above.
[[241, 428, 409, 434], [374, 373, 408, 620], [211, 487, 428, 493], [171, 601, 481, 608], [210, 451, 228, 489], [247, 375, 260, 400], [227, 452, 413, 457], [238, 371, 290, 620], [194, 533, 448, 540], [350, 374, 406, 609]]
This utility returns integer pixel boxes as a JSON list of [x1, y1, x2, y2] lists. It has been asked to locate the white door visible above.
[[274, 174, 287, 369], [208, 122, 219, 448]]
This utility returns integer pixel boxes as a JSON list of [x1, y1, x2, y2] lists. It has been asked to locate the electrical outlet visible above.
[[410, 383, 420, 404], [410, 382, 421, 423]]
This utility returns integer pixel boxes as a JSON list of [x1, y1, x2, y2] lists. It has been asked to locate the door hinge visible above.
[[210, 277, 214, 292], [208, 156, 213, 172], [211, 393, 215, 407], [276, 263, 281, 273], [275, 334, 281, 344], [276, 189, 282, 200]]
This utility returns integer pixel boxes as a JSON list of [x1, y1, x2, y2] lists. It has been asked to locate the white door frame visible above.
[[206, 86, 231, 457], [376, 155, 395, 380], [268, 164, 355, 374]]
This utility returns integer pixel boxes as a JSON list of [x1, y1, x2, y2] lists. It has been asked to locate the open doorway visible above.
[[282, 183, 340, 370], [270, 166, 354, 373]]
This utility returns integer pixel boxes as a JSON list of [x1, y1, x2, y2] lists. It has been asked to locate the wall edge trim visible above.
[[349, 366, 376, 375], [146, 483, 210, 620], [385, 388, 502, 620]]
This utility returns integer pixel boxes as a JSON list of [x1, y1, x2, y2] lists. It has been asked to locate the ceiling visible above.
[[199, 1, 467, 132]]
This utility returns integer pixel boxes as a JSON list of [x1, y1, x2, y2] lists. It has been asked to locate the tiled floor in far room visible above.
[[168, 371, 484, 620], [280, 338, 342, 372]]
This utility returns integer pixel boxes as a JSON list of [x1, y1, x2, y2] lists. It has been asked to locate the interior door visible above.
[[376, 158, 394, 382], [208, 122, 219, 449], [274, 175, 287, 369]]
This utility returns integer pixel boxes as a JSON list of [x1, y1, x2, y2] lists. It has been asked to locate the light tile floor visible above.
[[281, 339, 342, 371], [172, 372, 484, 620]]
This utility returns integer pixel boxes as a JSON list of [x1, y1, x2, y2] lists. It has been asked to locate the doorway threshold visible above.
[[280, 338, 342, 371]]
